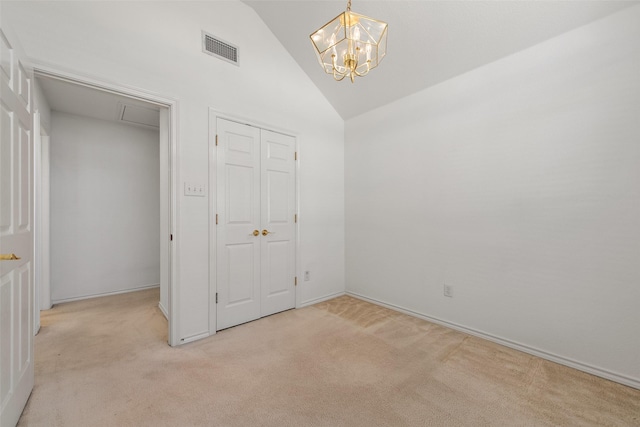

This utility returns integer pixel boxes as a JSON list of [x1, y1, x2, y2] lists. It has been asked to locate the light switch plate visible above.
[[184, 182, 206, 197]]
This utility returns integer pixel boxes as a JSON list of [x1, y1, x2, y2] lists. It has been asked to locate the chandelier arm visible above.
[[354, 61, 371, 77], [332, 59, 348, 81], [332, 55, 348, 75], [333, 70, 347, 82]]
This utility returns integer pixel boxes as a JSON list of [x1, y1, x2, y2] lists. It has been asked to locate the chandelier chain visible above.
[[347, 0, 351, 11]]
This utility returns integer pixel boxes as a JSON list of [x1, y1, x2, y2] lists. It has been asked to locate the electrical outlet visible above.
[[444, 284, 453, 298], [304, 271, 310, 281]]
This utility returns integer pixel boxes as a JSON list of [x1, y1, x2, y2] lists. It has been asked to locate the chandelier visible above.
[[309, 0, 388, 83]]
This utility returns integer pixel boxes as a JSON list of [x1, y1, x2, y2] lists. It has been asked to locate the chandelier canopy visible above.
[[309, 0, 388, 83]]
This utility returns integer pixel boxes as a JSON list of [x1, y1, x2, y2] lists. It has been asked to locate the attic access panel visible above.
[[117, 103, 160, 128]]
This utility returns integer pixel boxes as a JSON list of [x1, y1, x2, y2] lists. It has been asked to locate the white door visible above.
[[216, 119, 296, 330], [0, 28, 34, 427], [216, 119, 262, 330], [260, 129, 296, 317]]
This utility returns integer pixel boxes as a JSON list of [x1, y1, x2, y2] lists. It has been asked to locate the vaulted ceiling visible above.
[[245, 1, 637, 119]]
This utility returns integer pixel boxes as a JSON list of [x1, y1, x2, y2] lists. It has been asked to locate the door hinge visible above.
[[294, 151, 297, 161], [295, 276, 298, 286], [170, 234, 173, 241], [294, 214, 297, 223], [216, 292, 218, 304], [216, 214, 218, 225], [215, 135, 219, 146]]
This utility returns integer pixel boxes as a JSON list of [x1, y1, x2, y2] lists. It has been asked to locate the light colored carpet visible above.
[[18, 288, 639, 426]]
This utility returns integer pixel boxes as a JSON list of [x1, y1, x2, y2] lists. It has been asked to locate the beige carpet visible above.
[[18, 288, 639, 426]]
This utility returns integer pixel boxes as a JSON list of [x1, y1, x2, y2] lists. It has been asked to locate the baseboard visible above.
[[52, 284, 160, 305], [180, 331, 211, 345], [298, 291, 346, 308], [158, 301, 168, 320], [346, 291, 640, 390]]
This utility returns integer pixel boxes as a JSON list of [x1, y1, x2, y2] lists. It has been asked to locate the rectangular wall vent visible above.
[[202, 31, 239, 65]]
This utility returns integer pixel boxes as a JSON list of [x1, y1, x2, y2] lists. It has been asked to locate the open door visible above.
[[0, 28, 35, 426]]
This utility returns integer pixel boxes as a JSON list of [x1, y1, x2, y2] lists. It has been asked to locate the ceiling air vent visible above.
[[202, 31, 239, 66]]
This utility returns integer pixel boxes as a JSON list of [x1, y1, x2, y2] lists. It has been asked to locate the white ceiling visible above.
[[36, 75, 160, 128], [245, 0, 638, 119]]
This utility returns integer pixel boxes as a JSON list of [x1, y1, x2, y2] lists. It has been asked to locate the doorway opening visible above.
[[32, 68, 178, 346]]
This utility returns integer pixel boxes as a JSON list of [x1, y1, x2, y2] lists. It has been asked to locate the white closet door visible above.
[[215, 119, 296, 331], [216, 118, 261, 330], [0, 28, 34, 427], [260, 130, 296, 317]]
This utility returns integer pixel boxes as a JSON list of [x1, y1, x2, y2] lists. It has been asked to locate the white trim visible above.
[[298, 291, 346, 308], [294, 134, 301, 309], [33, 110, 52, 337], [168, 98, 180, 348], [52, 284, 160, 305], [180, 331, 210, 345], [33, 111, 42, 335], [31, 62, 172, 108], [39, 132, 50, 311], [158, 302, 169, 320], [208, 108, 300, 137], [208, 110, 217, 335], [31, 63, 181, 346], [347, 291, 640, 390]]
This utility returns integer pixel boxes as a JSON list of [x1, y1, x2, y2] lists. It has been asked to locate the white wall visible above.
[[50, 112, 160, 302], [3, 1, 345, 341], [346, 6, 640, 387]]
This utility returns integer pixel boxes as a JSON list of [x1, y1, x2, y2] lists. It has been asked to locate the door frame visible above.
[[32, 64, 181, 346], [208, 108, 301, 334], [33, 110, 51, 336]]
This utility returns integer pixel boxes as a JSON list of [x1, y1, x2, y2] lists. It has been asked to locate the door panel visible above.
[[0, 28, 34, 427], [227, 243, 256, 304], [227, 165, 254, 223], [260, 130, 296, 317], [266, 171, 289, 223], [216, 119, 261, 330], [17, 264, 30, 371], [17, 63, 30, 109], [0, 104, 11, 233], [0, 274, 12, 403], [17, 124, 30, 231], [265, 240, 290, 296]]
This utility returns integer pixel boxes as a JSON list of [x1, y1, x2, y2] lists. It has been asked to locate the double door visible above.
[[216, 118, 296, 330]]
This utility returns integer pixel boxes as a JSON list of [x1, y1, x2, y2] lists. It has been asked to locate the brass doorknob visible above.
[[253, 230, 260, 236], [0, 253, 21, 261], [262, 230, 271, 236]]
